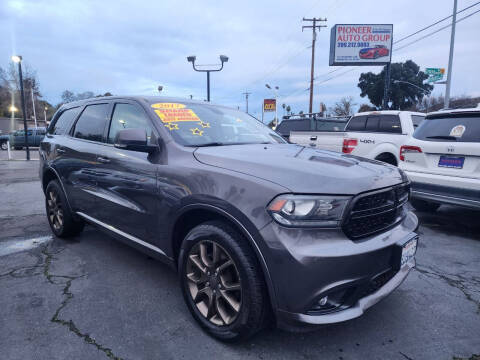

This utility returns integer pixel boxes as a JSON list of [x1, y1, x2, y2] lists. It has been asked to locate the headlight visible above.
[[267, 195, 351, 228]]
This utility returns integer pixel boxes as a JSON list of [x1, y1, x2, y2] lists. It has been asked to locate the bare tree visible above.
[[358, 103, 376, 112], [331, 96, 356, 117]]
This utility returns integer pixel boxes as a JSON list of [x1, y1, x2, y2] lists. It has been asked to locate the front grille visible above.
[[342, 183, 410, 239]]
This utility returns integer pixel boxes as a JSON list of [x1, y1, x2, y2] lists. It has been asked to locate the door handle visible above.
[[310, 136, 317, 140], [97, 156, 110, 163]]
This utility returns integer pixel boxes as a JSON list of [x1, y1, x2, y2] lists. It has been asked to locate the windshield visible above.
[[149, 101, 286, 146], [413, 113, 480, 142]]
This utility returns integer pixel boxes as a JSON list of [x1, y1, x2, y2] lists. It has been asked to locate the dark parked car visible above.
[[39, 96, 418, 341], [276, 116, 348, 141], [0, 131, 10, 150], [10, 127, 46, 149], [359, 45, 389, 59]]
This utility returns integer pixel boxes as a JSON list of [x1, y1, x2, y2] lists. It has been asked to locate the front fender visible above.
[[169, 198, 278, 311]]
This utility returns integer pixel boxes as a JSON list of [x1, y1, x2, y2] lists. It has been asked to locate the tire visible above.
[[411, 199, 441, 212], [1, 142, 7, 151], [178, 221, 268, 342], [375, 153, 397, 166], [45, 180, 85, 237]]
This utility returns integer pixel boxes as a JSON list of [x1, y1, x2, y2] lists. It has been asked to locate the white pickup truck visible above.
[[289, 110, 425, 166]]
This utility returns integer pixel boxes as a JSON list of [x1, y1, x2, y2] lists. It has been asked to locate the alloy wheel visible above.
[[185, 240, 242, 326], [47, 189, 64, 232]]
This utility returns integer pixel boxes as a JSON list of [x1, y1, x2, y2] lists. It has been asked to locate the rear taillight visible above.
[[342, 138, 358, 154], [400, 145, 422, 161]]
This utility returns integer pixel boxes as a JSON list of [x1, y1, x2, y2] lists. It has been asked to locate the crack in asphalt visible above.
[[415, 264, 480, 315], [453, 355, 480, 360], [40, 246, 124, 360], [399, 351, 415, 360]]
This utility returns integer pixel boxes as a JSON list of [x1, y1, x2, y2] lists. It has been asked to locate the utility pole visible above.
[[242, 91, 251, 113], [382, 62, 392, 109], [445, 0, 457, 109], [302, 17, 327, 115]]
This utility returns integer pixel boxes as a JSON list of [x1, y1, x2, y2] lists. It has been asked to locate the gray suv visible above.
[[39, 96, 419, 341]]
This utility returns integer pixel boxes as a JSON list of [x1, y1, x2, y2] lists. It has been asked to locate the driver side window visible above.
[[108, 103, 153, 144]]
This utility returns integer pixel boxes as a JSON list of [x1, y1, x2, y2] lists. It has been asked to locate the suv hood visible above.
[[194, 144, 404, 194]]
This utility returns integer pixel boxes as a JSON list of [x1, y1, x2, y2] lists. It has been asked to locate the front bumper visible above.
[[405, 170, 480, 210], [277, 259, 414, 330], [258, 211, 419, 330]]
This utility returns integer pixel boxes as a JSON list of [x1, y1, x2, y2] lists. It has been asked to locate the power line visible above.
[[394, 7, 480, 52], [394, 1, 480, 44], [309, 6, 480, 89]]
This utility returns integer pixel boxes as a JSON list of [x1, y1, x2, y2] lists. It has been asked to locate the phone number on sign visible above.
[[337, 42, 370, 48]]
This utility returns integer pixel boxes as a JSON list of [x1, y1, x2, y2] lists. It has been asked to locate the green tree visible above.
[[358, 60, 433, 110]]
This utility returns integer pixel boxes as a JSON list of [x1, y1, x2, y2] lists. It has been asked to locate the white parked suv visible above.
[[399, 108, 480, 211], [289, 111, 425, 166]]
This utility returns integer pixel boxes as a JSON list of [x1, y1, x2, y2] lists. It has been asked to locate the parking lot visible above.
[[1, 159, 479, 360]]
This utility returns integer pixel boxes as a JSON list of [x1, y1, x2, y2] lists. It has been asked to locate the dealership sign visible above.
[[263, 99, 276, 112], [329, 24, 393, 66]]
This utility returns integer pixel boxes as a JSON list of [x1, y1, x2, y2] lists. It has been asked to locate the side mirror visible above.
[[114, 128, 158, 154]]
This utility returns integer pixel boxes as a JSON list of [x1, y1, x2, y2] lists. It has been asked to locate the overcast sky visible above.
[[1, 0, 479, 118]]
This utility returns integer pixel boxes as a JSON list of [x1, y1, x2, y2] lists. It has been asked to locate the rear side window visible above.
[[346, 116, 367, 131], [50, 107, 81, 135], [276, 119, 310, 135], [411, 115, 425, 128], [378, 115, 402, 133], [316, 120, 347, 131], [414, 113, 480, 142], [73, 104, 110, 142], [365, 116, 379, 131], [108, 103, 153, 144]]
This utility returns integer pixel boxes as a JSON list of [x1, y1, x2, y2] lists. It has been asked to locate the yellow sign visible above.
[[263, 99, 276, 112], [152, 103, 201, 123]]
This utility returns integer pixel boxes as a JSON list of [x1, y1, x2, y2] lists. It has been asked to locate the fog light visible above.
[[318, 296, 328, 306]]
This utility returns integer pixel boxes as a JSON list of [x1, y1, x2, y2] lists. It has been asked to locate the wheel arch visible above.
[[374, 151, 398, 166], [170, 203, 278, 312], [42, 167, 59, 193], [42, 166, 74, 213]]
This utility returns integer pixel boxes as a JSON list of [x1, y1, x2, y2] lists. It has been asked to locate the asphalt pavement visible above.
[[0, 160, 479, 360]]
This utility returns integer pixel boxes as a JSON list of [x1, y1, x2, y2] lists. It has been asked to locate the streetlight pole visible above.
[[445, 0, 457, 109], [265, 84, 279, 128], [44, 106, 48, 124], [31, 89, 37, 128], [12, 55, 30, 161], [10, 91, 15, 131], [187, 55, 229, 102]]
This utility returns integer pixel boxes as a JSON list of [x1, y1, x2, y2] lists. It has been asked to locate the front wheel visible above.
[[411, 199, 441, 212], [0, 142, 7, 151], [178, 221, 269, 341]]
